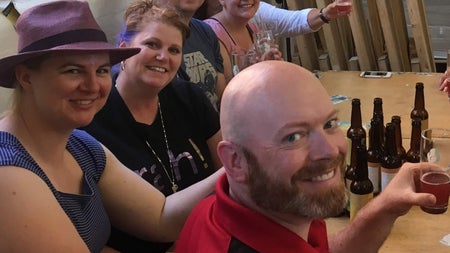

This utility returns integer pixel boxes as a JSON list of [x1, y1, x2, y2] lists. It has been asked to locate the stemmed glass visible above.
[[254, 30, 275, 57]]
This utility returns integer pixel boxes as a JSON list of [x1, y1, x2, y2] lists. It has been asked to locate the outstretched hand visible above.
[[323, 1, 353, 20]]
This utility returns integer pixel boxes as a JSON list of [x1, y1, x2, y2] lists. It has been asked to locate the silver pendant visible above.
[[171, 182, 178, 193]]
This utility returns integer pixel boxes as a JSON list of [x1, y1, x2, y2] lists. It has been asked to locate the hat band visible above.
[[19, 29, 108, 53]]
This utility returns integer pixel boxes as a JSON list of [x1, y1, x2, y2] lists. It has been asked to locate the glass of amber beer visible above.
[[420, 128, 450, 214], [334, 0, 352, 14]]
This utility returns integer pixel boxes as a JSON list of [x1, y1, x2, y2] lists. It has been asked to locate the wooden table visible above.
[[319, 71, 450, 253]]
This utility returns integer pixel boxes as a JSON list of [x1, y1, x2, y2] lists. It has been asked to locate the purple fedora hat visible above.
[[0, 0, 140, 88]]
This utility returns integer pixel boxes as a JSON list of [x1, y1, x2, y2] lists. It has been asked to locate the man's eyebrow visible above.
[[280, 109, 340, 128], [329, 109, 340, 119]]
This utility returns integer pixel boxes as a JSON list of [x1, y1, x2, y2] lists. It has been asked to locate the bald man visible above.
[[175, 61, 437, 253]]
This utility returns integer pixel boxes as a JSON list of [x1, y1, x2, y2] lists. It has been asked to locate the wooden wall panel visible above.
[[287, 0, 320, 70], [406, 0, 435, 72], [316, 0, 348, 70], [274, 0, 435, 72], [376, 0, 411, 71], [347, 0, 377, 70], [366, 0, 384, 59]]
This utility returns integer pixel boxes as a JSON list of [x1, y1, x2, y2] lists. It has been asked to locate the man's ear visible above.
[[217, 141, 248, 183]]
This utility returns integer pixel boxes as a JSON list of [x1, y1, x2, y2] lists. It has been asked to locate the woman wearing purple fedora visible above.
[[0, 1, 222, 253]]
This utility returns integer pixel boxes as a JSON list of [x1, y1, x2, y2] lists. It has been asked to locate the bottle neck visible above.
[[354, 145, 369, 180], [373, 103, 384, 125], [409, 121, 421, 150], [351, 107, 363, 128], [385, 125, 398, 155], [392, 119, 403, 145], [414, 87, 425, 110], [368, 119, 383, 150]]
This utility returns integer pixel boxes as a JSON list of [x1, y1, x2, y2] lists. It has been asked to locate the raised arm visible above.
[[255, 1, 352, 38], [255, 2, 313, 38], [328, 162, 437, 253], [99, 147, 223, 242]]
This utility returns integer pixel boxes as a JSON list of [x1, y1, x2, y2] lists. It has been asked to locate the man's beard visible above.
[[242, 147, 346, 219]]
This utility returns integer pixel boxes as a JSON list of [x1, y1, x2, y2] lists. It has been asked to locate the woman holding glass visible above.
[[204, 0, 283, 82]]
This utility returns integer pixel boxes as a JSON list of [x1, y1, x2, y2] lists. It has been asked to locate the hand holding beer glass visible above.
[[419, 128, 450, 214], [254, 30, 275, 56], [253, 30, 283, 62]]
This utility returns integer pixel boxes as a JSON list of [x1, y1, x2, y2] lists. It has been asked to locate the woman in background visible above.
[[196, 0, 353, 38], [155, 0, 227, 109], [204, 0, 283, 82]]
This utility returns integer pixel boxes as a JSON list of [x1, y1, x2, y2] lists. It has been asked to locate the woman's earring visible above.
[[120, 61, 125, 71]]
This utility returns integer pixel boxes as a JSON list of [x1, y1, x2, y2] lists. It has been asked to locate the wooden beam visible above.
[[347, 0, 377, 70], [376, 0, 411, 71], [294, 34, 320, 70], [316, 0, 348, 70], [348, 56, 360, 70], [366, 0, 384, 59], [406, 0, 436, 72], [392, 0, 411, 71], [319, 53, 332, 70], [377, 54, 390, 71], [288, 0, 320, 70]]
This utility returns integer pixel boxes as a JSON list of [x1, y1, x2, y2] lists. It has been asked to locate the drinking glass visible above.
[[419, 128, 450, 214], [254, 30, 275, 56], [230, 49, 257, 76], [231, 51, 246, 77], [335, 0, 352, 14]]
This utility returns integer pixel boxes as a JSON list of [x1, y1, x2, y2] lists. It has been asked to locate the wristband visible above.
[[319, 8, 330, 24]]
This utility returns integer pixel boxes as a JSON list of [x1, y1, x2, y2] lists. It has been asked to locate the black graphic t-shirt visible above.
[[82, 78, 220, 253], [179, 18, 224, 111]]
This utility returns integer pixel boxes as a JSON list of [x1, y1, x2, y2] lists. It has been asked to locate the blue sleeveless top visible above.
[[0, 129, 110, 253]]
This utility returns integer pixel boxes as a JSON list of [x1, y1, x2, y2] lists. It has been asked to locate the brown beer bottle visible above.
[[346, 98, 366, 168], [372, 97, 385, 140], [391, 116, 406, 163], [381, 123, 402, 191], [350, 143, 373, 220], [367, 117, 383, 195], [405, 118, 422, 163], [344, 136, 360, 216], [410, 82, 429, 132], [345, 99, 366, 215], [345, 137, 359, 190]]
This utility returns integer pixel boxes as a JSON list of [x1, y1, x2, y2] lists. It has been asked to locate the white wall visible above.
[[0, 0, 134, 112]]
